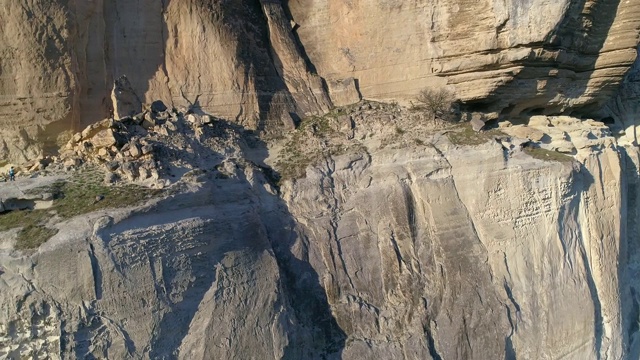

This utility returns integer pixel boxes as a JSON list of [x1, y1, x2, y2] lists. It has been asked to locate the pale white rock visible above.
[[0, 116, 639, 359]]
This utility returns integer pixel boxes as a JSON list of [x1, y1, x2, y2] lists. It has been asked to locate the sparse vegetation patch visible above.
[[2, 168, 162, 250], [448, 123, 504, 146], [275, 106, 366, 182], [523, 147, 574, 163], [0, 209, 55, 250]]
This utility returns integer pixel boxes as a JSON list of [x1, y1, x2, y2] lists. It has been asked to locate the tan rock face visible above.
[[288, 0, 640, 114], [0, 0, 78, 162], [0, 0, 327, 162], [0, 0, 639, 162]]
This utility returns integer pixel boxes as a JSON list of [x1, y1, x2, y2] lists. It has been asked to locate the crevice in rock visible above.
[[424, 321, 443, 360], [389, 230, 405, 273], [322, 157, 356, 291], [503, 280, 521, 316], [577, 217, 604, 360], [87, 243, 103, 300], [401, 182, 418, 245]]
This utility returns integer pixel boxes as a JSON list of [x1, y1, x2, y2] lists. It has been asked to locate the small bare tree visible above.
[[415, 87, 458, 122]]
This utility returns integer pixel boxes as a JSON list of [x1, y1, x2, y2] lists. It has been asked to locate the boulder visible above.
[[72, 133, 82, 143], [120, 162, 139, 181], [105, 161, 120, 172], [186, 114, 202, 126], [111, 75, 142, 120], [470, 117, 485, 132], [91, 129, 119, 149], [142, 112, 156, 130], [64, 157, 81, 168], [529, 116, 551, 127], [28, 162, 41, 172], [552, 141, 577, 154], [129, 144, 142, 158], [141, 144, 154, 155], [81, 123, 100, 139], [132, 112, 146, 124], [505, 125, 546, 142], [97, 148, 110, 158], [104, 172, 119, 184], [150, 100, 168, 113], [327, 78, 362, 107]]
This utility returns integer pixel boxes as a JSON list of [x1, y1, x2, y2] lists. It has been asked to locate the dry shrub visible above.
[[415, 87, 458, 122]]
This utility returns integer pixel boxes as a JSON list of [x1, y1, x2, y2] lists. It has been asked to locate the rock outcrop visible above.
[[601, 45, 640, 145], [277, 110, 639, 359], [111, 76, 142, 120], [0, 0, 639, 161]]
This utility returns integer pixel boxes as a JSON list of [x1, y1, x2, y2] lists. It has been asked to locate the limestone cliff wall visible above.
[[281, 139, 638, 359], [1, 0, 639, 162]]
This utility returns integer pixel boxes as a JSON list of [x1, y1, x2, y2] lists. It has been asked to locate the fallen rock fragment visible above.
[[111, 75, 142, 120]]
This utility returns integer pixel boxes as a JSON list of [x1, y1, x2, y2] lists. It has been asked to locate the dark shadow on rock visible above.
[[86, 115, 345, 358], [266, 220, 348, 359], [217, 0, 298, 133], [225, 119, 347, 358], [617, 147, 640, 357]]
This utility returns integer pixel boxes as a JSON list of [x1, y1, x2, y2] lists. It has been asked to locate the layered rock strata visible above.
[[289, 0, 640, 116]]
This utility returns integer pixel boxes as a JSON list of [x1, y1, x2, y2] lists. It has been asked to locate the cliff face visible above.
[[289, 0, 640, 115], [0, 0, 328, 162], [1, 0, 640, 358], [1, 0, 639, 161], [1, 110, 639, 359], [280, 120, 637, 359]]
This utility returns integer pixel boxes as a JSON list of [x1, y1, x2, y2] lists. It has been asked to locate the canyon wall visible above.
[[1, 0, 639, 161]]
